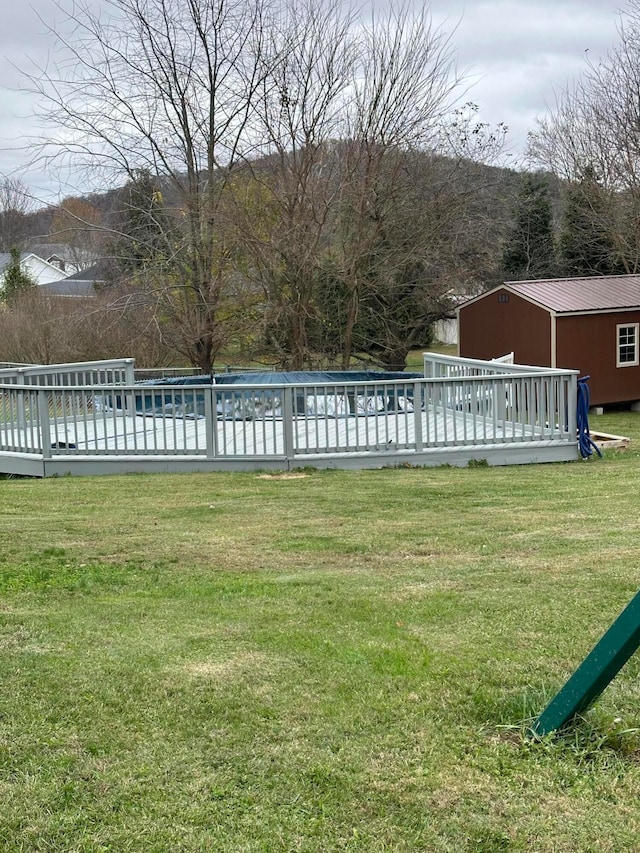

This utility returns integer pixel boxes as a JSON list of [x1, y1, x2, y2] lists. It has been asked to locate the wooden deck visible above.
[[0, 355, 581, 476], [0, 407, 578, 477], [40, 407, 555, 452]]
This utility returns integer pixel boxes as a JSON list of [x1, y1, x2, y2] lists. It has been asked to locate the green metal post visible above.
[[531, 588, 640, 738]]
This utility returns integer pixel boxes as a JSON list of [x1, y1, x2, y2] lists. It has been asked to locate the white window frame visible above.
[[617, 323, 640, 367]]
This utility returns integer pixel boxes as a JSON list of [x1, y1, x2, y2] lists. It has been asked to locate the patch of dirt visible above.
[[182, 651, 273, 680], [256, 472, 310, 480]]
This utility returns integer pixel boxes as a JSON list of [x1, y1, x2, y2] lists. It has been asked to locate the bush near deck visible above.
[[0, 410, 639, 852]]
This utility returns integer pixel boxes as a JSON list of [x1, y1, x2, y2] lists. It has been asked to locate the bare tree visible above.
[[0, 286, 173, 366], [323, 129, 508, 370], [0, 177, 32, 251], [326, 5, 459, 367], [26, 0, 273, 373], [25, 0, 509, 371], [48, 197, 105, 269], [232, 0, 357, 368], [529, 1, 640, 273], [233, 1, 488, 369]]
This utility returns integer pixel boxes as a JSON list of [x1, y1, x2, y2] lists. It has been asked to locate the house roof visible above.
[[0, 251, 64, 277], [0, 252, 104, 290], [62, 261, 107, 282], [505, 275, 640, 314], [39, 280, 96, 297], [28, 243, 97, 265]]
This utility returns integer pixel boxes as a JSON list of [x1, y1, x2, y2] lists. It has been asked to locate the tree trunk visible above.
[[341, 280, 359, 369]]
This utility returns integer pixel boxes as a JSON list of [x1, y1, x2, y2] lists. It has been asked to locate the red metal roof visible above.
[[506, 275, 640, 313]]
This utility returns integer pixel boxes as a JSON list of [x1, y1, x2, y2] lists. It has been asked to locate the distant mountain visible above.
[[18, 156, 564, 294]]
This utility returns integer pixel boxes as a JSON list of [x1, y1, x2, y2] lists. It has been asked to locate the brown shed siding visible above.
[[459, 288, 552, 366], [556, 312, 640, 406]]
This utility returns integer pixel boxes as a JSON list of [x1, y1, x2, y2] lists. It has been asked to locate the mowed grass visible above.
[[2, 413, 640, 851]]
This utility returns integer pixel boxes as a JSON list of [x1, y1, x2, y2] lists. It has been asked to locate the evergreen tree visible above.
[[114, 169, 173, 274], [501, 173, 556, 280], [559, 166, 624, 277], [2, 247, 37, 302]]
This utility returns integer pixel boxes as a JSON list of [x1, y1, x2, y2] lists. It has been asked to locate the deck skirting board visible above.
[[30, 440, 579, 478]]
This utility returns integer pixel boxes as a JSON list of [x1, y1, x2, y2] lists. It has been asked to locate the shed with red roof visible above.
[[457, 275, 640, 406]]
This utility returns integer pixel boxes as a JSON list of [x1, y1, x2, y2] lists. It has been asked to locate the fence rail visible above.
[[0, 358, 135, 387], [133, 365, 277, 381], [423, 352, 568, 378], [0, 354, 580, 475]]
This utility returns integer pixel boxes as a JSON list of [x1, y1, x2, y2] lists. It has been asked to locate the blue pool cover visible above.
[[109, 370, 424, 419]]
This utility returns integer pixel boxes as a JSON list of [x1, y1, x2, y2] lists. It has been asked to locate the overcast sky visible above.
[[428, 0, 621, 159], [0, 0, 625, 208]]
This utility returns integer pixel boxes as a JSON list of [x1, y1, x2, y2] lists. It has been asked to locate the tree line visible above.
[[2, 0, 513, 372], [499, 169, 628, 282], [523, 1, 640, 279], [5, 0, 640, 370]]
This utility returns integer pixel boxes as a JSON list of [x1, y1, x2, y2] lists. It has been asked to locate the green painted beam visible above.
[[531, 589, 640, 738]]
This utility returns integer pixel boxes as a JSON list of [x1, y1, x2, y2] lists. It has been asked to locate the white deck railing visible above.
[[424, 352, 561, 377], [0, 354, 579, 474], [0, 358, 136, 387]]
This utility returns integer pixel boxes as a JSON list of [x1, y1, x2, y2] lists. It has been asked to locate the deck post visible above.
[[282, 387, 295, 463], [493, 377, 507, 423], [37, 389, 52, 458], [413, 382, 423, 450], [205, 387, 217, 458], [124, 359, 136, 385], [567, 373, 578, 438]]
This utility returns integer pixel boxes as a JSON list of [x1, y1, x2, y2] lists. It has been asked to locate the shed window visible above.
[[497, 293, 509, 303], [617, 323, 639, 367]]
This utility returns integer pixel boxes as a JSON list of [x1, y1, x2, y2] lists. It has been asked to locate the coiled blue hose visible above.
[[577, 376, 602, 459]]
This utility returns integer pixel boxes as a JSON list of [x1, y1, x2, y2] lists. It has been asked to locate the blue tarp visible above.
[[107, 370, 424, 419], [137, 370, 422, 386]]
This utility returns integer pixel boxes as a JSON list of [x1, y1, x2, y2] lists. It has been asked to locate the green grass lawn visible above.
[[2, 412, 640, 851], [211, 345, 455, 374], [405, 345, 457, 371]]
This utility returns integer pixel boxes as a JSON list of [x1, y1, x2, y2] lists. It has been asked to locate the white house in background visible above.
[[0, 252, 71, 288], [28, 243, 98, 277]]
